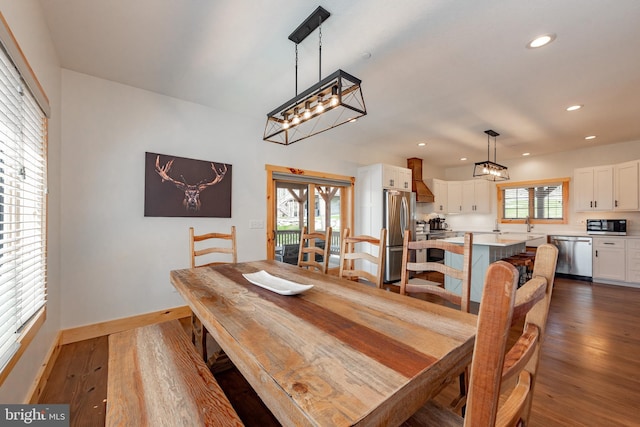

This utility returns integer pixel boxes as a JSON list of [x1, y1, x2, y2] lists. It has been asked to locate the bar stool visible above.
[[502, 253, 533, 286]]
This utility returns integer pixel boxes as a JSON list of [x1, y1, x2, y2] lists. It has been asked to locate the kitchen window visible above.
[[0, 14, 49, 385], [497, 178, 569, 224]]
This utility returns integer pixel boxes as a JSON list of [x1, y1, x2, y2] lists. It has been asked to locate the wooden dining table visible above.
[[170, 260, 477, 427]]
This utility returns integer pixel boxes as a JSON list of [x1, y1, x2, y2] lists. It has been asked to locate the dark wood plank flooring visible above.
[[38, 277, 640, 426]]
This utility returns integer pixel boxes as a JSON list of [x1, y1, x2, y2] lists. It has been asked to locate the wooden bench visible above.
[[106, 319, 243, 426]]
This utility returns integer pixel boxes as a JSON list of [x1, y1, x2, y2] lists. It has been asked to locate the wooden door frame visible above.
[[265, 164, 354, 260]]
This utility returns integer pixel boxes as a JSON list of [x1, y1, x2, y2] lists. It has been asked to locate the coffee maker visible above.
[[429, 217, 446, 231]]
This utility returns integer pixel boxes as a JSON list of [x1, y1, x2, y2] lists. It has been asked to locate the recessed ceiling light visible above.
[[585, 135, 596, 140], [417, 142, 426, 147], [566, 105, 582, 111], [522, 152, 531, 156], [527, 33, 557, 49], [460, 157, 467, 161]]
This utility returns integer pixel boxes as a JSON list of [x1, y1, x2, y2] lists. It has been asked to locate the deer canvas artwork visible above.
[[144, 152, 232, 217]]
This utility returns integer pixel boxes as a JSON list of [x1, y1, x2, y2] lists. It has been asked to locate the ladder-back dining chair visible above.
[[400, 230, 473, 408], [297, 226, 332, 274], [189, 226, 237, 370], [190, 226, 237, 268], [403, 243, 558, 427], [339, 228, 387, 288], [400, 230, 473, 312]]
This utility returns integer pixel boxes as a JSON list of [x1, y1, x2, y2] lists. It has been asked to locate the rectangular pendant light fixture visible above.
[[473, 129, 510, 181], [263, 7, 367, 145]]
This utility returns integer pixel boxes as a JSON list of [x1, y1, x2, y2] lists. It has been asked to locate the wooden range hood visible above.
[[407, 158, 435, 203]]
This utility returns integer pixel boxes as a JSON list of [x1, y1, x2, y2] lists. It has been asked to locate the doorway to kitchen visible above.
[[265, 165, 354, 273]]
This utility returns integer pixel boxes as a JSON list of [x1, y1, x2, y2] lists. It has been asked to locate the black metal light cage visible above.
[[473, 129, 510, 181], [264, 69, 366, 145], [263, 6, 366, 145]]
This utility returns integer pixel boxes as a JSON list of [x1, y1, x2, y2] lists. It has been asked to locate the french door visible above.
[[266, 165, 354, 270]]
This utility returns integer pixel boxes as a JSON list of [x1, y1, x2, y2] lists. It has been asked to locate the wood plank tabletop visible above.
[[170, 260, 477, 427]]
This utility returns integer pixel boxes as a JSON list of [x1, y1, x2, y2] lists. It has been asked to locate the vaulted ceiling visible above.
[[39, 0, 640, 167]]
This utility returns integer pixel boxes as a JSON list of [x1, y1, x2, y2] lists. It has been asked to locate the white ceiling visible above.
[[38, 0, 640, 167]]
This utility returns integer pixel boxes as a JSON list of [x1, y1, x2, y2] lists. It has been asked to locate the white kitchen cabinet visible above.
[[398, 167, 412, 192], [574, 166, 614, 211], [614, 160, 639, 211], [626, 239, 640, 284], [462, 180, 491, 213], [430, 179, 448, 213], [447, 181, 463, 213], [593, 237, 626, 282], [382, 164, 411, 191], [447, 180, 491, 214]]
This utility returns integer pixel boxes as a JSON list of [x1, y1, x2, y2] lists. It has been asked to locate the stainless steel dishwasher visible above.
[[548, 235, 593, 280]]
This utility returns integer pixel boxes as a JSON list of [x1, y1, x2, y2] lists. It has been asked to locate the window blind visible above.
[[0, 41, 47, 372]]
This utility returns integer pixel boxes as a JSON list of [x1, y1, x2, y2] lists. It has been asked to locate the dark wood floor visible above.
[[38, 277, 640, 426]]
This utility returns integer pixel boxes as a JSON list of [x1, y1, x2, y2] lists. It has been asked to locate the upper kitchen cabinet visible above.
[[447, 179, 491, 214], [382, 164, 411, 191], [447, 181, 463, 213], [614, 160, 639, 211], [574, 166, 613, 211], [430, 179, 448, 213], [462, 180, 491, 213]]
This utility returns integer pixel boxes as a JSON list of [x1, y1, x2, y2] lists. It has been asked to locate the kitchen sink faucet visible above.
[[525, 216, 534, 232]]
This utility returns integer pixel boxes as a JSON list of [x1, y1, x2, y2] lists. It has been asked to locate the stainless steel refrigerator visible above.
[[383, 190, 416, 282]]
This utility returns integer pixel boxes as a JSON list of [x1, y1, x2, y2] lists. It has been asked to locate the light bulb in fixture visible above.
[[330, 86, 339, 106], [292, 108, 300, 125], [303, 101, 312, 119], [282, 113, 290, 129]]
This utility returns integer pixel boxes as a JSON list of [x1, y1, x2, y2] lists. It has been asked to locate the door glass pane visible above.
[[273, 181, 345, 266], [275, 181, 307, 265]]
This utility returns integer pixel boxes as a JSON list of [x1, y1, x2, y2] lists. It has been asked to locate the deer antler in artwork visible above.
[[154, 155, 228, 211]]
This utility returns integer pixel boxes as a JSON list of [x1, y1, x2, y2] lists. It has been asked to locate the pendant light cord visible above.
[[318, 16, 322, 82], [295, 44, 298, 96]]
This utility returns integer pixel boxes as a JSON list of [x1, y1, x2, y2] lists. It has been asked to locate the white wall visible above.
[[0, 0, 62, 402], [59, 70, 404, 329]]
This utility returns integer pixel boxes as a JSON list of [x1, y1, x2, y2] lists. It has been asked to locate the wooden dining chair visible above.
[[297, 226, 332, 274], [400, 230, 473, 312], [339, 228, 387, 288], [400, 230, 473, 409], [189, 226, 237, 268], [189, 226, 237, 370], [403, 243, 559, 427]]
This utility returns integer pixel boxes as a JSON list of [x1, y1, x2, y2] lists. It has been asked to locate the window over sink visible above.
[[497, 178, 569, 224]]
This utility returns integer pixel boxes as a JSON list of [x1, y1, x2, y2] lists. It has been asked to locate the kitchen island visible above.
[[443, 233, 544, 302]]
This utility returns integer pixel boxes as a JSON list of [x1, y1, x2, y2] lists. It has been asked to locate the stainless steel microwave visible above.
[[586, 219, 627, 235]]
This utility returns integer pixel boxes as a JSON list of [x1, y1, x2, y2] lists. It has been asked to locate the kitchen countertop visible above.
[[442, 233, 545, 247]]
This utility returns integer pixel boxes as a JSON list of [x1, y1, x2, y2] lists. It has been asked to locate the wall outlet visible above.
[[250, 220, 264, 229]]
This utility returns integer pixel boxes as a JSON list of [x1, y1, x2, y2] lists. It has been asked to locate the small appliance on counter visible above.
[[428, 217, 448, 231], [586, 219, 627, 235]]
